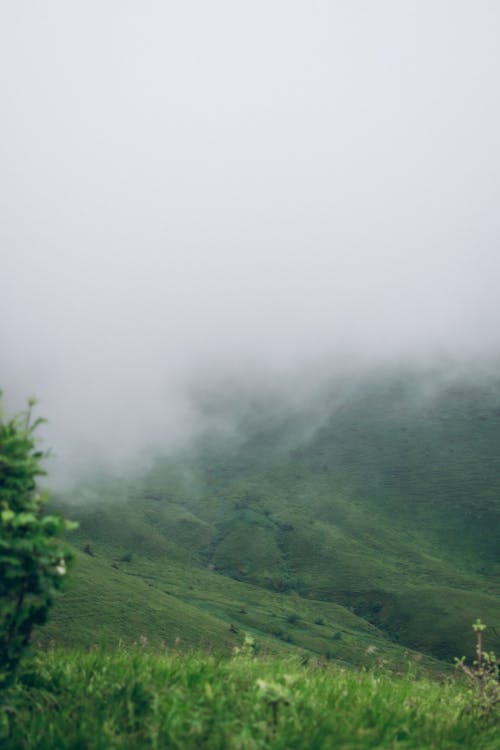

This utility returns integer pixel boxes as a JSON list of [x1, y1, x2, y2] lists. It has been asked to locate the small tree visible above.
[[0, 395, 76, 688]]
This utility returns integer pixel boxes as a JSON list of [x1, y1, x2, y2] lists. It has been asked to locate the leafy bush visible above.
[[0, 396, 76, 688]]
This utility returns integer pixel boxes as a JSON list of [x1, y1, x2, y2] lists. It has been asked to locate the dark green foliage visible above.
[[0, 396, 76, 688]]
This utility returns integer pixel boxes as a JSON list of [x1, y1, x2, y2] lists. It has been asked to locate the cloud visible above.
[[2, 1, 500, 475]]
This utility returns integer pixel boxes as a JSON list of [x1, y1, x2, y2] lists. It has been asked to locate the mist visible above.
[[2, 1, 500, 480]]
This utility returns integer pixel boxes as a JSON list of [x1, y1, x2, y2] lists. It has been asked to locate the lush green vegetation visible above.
[[3, 647, 499, 749], [2, 371, 500, 747], [0, 396, 75, 688]]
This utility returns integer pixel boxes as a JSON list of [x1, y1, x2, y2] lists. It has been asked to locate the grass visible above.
[[3, 648, 499, 749]]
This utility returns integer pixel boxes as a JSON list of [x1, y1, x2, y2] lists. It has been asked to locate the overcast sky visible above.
[[2, 1, 500, 471]]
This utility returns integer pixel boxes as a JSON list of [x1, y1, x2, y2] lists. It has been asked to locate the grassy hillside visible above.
[[47, 369, 500, 665], [40, 546, 440, 673]]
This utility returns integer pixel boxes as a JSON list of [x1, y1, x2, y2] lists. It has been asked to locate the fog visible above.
[[2, 2, 500, 478]]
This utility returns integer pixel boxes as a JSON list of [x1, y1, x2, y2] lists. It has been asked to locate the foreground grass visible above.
[[3, 649, 499, 749]]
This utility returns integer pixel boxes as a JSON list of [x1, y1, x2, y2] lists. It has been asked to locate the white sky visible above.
[[2, 1, 500, 471]]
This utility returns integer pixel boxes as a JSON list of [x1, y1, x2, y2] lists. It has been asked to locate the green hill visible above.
[[47, 368, 500, 666]]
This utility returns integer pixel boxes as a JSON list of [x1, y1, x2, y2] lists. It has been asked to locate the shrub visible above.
[[0, 395, 76, 688], [455, 619, 499, 713]]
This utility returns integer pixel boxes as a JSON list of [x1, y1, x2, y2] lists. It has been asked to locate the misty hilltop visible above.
[[45, 368, 500, 666]]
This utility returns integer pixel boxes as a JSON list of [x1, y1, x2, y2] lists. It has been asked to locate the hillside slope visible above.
[[49, 370, 500, 664]]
